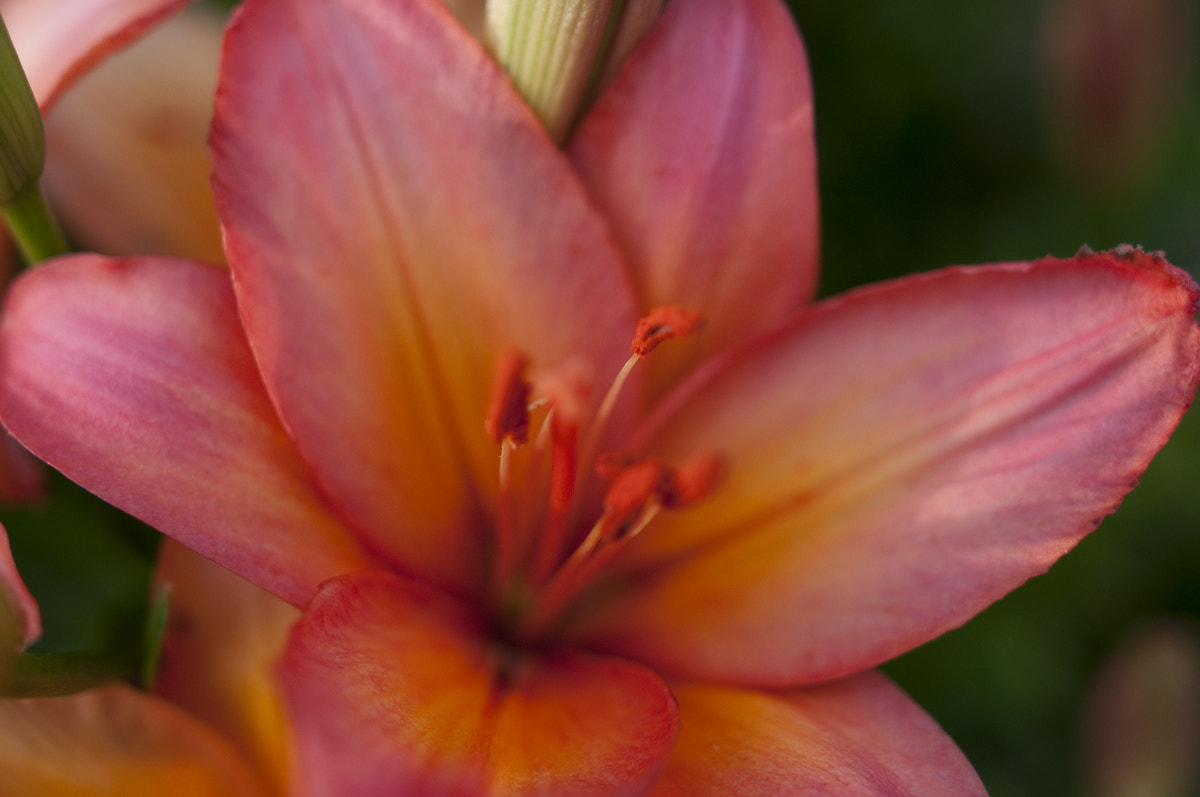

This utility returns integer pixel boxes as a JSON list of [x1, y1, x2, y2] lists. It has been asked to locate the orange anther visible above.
[[631, 306, 705, 356], [663, 451, 723, 508], [485, 350, 531, 445], [598, 458, 671, 540]]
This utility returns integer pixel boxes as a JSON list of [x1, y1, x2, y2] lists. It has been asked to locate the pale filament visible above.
[[519, 501, 663, 640]]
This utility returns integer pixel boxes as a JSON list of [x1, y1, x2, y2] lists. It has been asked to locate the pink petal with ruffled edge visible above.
[[2, 0, 187, 109], [0, 524, 39, 648], [0, 255, 367, 606], [650, 673, 985, 795], [571, 249, 1200, 685], [154, 541, 298, 792], [213, 0, 637, 593], [570, 0, 819, 394], [0, 682, 271, 796], [281, 571, 679, 795]]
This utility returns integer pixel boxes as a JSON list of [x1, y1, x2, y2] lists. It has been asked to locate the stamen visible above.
[[485, 350, 532, 446], [594, 457, 671, 541], [618, 501, 662, 544], [529, 414, 580, 583], [631, 306, 705, 356], [520, 364, 592, 583], [579, 307, 706, 497], [516, 451, 719, 640], [588, 353, 641, 454], [492, 437, 520, 594], [488, 350, 533, 595], [662, 451, 723, 508]]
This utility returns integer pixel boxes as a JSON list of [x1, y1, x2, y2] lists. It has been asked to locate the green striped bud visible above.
[[485, 0, 663, 142]]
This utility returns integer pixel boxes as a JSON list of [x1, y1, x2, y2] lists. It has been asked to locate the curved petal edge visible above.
[[3, 0, 189, 110], [650, 672, 986, 796], [281, 571, 680, 796], [574, 247, 1200, 685], [0, 255, 367, 606]]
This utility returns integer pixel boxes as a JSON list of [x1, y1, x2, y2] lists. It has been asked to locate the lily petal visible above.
[[0, 682, 271, 796], [0, 255, 367, 605], [440, 0, 484, 38], [573, 249, 1200, 684], [569, 0, 819, 393], [213, 0, 637, 592], [42, 8, 225, 264], [154, 541, 298, 792], [0, 430, 43, 503], [0, 238, 45, 503], [281, 571, 679, 795], [2, 0, 187, 109], [0, 523, 39, 649], [650, 673, 985, 795]]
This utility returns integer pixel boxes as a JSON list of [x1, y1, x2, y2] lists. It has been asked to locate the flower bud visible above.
[[0, 14, 45, 205], [485, 0, 663, 142]]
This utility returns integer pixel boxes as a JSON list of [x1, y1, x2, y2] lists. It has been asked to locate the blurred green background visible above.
[[5, 0, 1200, 794]]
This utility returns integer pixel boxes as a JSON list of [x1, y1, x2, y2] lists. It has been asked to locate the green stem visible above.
[[1, 184, 68, 265]]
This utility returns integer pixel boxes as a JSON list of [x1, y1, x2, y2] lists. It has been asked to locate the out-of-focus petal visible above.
[[440, 0, 484, 38], [42, 9, 224, 264], [570, 0, 819, 394], [0, 255, 368, 606], [0, 524, 39, 649], [2, 0, 187, 109], [572, 249, 1200, 685], [154, 541, 298, 793], [650, 672, 985, 796], [0, 236, 44, 503], [280, 571, 679, 795], [0, 430, 43, 503], [213, 0, 637, 593], [594, 0, 664, 92], [0, 682, 271, 796]]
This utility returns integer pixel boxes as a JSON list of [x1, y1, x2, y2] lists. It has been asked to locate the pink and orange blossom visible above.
[[1, 0, 1199, 792]]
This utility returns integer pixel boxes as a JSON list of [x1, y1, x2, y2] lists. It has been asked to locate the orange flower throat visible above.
[[483, 306, 720, 642]]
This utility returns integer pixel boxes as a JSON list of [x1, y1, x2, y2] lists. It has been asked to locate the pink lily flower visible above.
[[2, 0, 1199, 792]]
